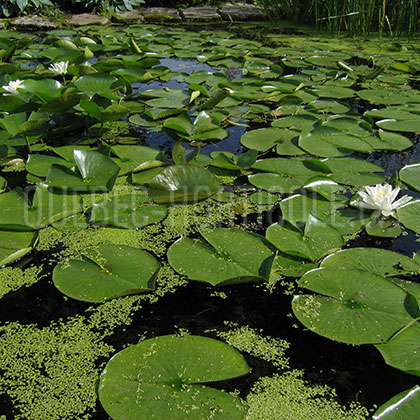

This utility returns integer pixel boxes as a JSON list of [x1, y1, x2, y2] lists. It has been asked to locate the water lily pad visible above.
[[53, 244, 159, 302], [167, 228, 275, 286], [98, 335, 250, 420], [280, 194, 344, 227], [0, 184, 82, 230], [240, 127, 283, 152], [357, 89, 415, 105], [376, 118, 420, 133], [292, 267, 414, 344], [266, 215, 343, 262], [397, 200, 420, 234], [321, 209, 371, 236], [372, 386, 420, 419], [163, 111, 228, 142], [299, 126, 372, 157], [365, 218, 402, 238], [90, 194, 167, 228], [249, 158, 329, 193], [321, 248, 419, 276], [148, 165, 222, 204], [376, 321, 420, 376], [46, 149, 120, 192], [399, 163, 420, 191], [0, 230, 37, 266]]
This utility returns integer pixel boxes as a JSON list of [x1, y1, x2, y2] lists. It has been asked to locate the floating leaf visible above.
[[240, 127, 282, 151], [0, 184, 81, 230], [148, 165, 222, 204], [299, 126, 372, 157], [266, 215, 343, 262], [397, 200, 420, 234], [90, 194, 167, 228], [399, 163, 420, 191], [280, 194, 344, 227], [98, 335, 250, 420], [321, 248, 419, 277], [376, 118, 420, 133], [0, 230, 37, 266], [46, 150, 120, 192], [292, 267, 414, 344], [372, 386, 420, 419], [53, 244, 159, 302], [167, 228, 275, 286]]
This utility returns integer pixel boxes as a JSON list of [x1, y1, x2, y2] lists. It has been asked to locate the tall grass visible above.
[[257, 0, 420, 35]]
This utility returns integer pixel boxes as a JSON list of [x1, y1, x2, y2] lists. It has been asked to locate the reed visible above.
[[257, 0, 420, 35]]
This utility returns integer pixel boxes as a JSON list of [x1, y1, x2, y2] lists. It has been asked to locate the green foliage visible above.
[[0, 0, 53, 17], [255, 0, 420, 34], [71, 0, 144, 14]]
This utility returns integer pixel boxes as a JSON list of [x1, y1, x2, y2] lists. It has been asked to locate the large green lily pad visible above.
[[46, 149, 120, 192], [90, 194, 167, 228], [321, 248, 420, 277], [148, 165, 222, 204], [98, 335, 250, 420], [0, 184, 82, 230], [167, 228, 275, 286], [266, 215, 343, 262], [292, 267, 415, 344], [53, 244, 160, 302]]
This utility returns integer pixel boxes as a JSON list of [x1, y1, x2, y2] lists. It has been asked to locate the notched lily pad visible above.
[[167, 228, 275, 286], [292, 267, 415, 345], [99, 335, 250, 420], [148, 165, 222, 204], [90, 194, 167, 228], [53, 244, 160, 302], [46, 149, 120, 192]]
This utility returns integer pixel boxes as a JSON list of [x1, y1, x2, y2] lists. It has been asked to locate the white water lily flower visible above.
[[351, 183, 412, 218], [49, 61, 69, 75], [2, 79, 24, 95]]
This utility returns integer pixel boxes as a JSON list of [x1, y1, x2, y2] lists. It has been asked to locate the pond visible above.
[[0, 20, 420, 420]]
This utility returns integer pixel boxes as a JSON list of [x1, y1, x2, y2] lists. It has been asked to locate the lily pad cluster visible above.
[[1, 22, 420, 420]]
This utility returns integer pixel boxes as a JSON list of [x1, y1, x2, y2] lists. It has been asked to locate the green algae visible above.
[[0, 266, 43, 299], [216, 323, 290, 369], [0, 317, 113, 420], [246, 370, 369, 420]]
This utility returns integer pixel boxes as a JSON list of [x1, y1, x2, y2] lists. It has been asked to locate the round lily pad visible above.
[[292, 267, 415, 344], [53, 244, 160, 302], [321, 247, 420, 276], [148, 165, 222, 204], [167, 228, 275, 286], [90, 194, 167, 228], [98, 335, 250, 420], [266, 215, 343, 262], [399, 163, 420, 191]]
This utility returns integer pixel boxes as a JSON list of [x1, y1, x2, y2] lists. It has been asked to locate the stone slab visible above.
[[218, 2, 266, 21], [66, 14, 109, 26], [142, 8, 181, 20], [181, 6, 222, 21], [115, 9, 144, 22], [12, 16, 58, 30]]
